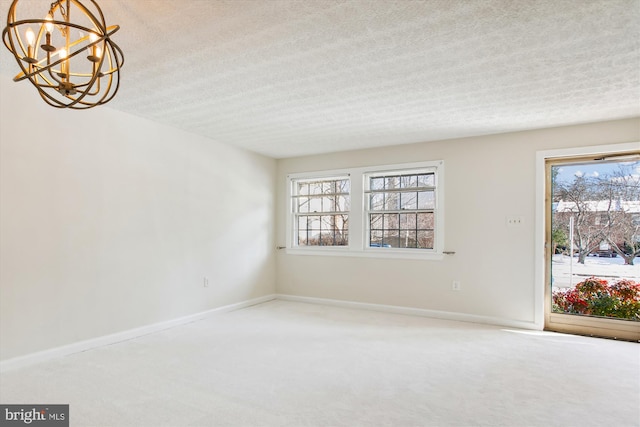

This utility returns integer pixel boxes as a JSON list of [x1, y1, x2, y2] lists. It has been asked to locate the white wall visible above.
[[1, 72, 637, 361], [276, 118, 640, 325], [0, 75, 277, 361]]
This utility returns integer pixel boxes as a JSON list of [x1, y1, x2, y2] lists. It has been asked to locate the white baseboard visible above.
[[1, 293, 540, 373], [0, 294, 277, 373], [276, 294, 542, 331]]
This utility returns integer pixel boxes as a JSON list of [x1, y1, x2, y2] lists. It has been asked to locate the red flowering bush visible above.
[[552, 277, 640, 321]]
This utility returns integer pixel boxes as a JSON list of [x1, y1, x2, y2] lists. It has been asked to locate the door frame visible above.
[[535, 142, 640, 340]]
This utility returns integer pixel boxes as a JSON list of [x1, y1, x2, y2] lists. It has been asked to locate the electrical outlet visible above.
[[452, 280, 461, 291], [506, 216, 524, 226], [203, 277, 209, 287]]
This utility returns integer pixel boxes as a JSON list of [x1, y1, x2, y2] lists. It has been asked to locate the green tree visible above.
[[551, 227, 568, 255]]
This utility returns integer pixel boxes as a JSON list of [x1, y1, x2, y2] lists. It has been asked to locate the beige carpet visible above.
[[1, 300, 638, 427]]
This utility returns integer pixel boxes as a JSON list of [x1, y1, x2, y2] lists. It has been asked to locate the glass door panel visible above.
[[545, 154, 640, 341]]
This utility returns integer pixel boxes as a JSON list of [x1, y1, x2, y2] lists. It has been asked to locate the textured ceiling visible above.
[[1, 0, 639, 158]]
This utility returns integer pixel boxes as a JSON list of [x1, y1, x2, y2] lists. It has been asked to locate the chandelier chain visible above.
[[49, 0, 68, 36], [50, 0, 65, 17]]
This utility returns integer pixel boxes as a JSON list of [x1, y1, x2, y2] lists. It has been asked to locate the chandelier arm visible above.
[[59, 51, 117, 108], [62, 43, 113, 106], [5, 19, 120, 78], [44, 61, 65, 86], [62, 71, 100, 107]]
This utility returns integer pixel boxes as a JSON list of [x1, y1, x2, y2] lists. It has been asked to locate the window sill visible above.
[[284, 247, 445, 261]]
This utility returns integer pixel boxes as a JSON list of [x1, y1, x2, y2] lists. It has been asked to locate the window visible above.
[[291, 176, 350, 247], [366, 171, 436, 249], [287, 161, 443, 259]]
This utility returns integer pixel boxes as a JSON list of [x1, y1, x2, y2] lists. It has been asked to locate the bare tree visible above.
[[599, 165, 640, 265], [553, 161, 640, 265], [554, 175, 606, 264]]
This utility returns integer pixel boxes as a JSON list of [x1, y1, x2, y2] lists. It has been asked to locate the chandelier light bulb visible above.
[[58, 47, 68, 77], [44, 13, 54, 33], [23, 26, 36, 63], [25, 27, 34, 46], [87, 31, 101, 62]]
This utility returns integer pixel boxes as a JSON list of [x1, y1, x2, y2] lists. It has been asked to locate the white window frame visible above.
[[289, 172, 352, 250], [286, 160, 444, 260]]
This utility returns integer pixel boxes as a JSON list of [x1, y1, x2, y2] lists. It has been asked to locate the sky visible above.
[[554, 160, 640, 184]]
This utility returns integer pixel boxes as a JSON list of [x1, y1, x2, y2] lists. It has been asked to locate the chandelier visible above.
[[2, 0, 124, 109]]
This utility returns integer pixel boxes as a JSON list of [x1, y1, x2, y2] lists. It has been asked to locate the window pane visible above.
[[309, 182, 323, 195], [322, 196, 335, 212], [370, 213, 383, 230], [308, 215, 321, 230], [400, 213, 417, 229], [319, 234, 333, 246], [400, 192, 417, 210], [337, 179, 350, 194], [401, 175, 418, 189], [385, 192, 400, 210], [383, 230, 400, 248], [336, 195, 349, 212], [298, 216, 307, 231], [417, 230, 434, 249], [336, 215, 348, 232], [337, 216, 348, 245], [417, 191, 435, 209], [398, 230, 417, 248], [298, 234, 308, 246], [385, 176, 400, 189], [371, 177, 384, 190], [298, 197, 309, 213], [309, 197, 322, 212], [370, 230, 383, 246], [320, 215, 332, 230], [418, 174, 435, 187], [383, 213, 399, 229], [322, 181, 334, 193], [305, 231, 319, 245], [417, 212, 435, 229], [298, 183, 309, 195], [371, 194, 384, 210]]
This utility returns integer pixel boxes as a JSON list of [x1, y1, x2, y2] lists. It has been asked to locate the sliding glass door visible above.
[[545, 153, 640, 341]]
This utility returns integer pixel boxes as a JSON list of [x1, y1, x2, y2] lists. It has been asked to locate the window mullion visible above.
[[347, 172, 363, 250]]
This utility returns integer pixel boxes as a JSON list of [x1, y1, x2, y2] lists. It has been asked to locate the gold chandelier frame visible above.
[[2, 0, 124, 109]]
